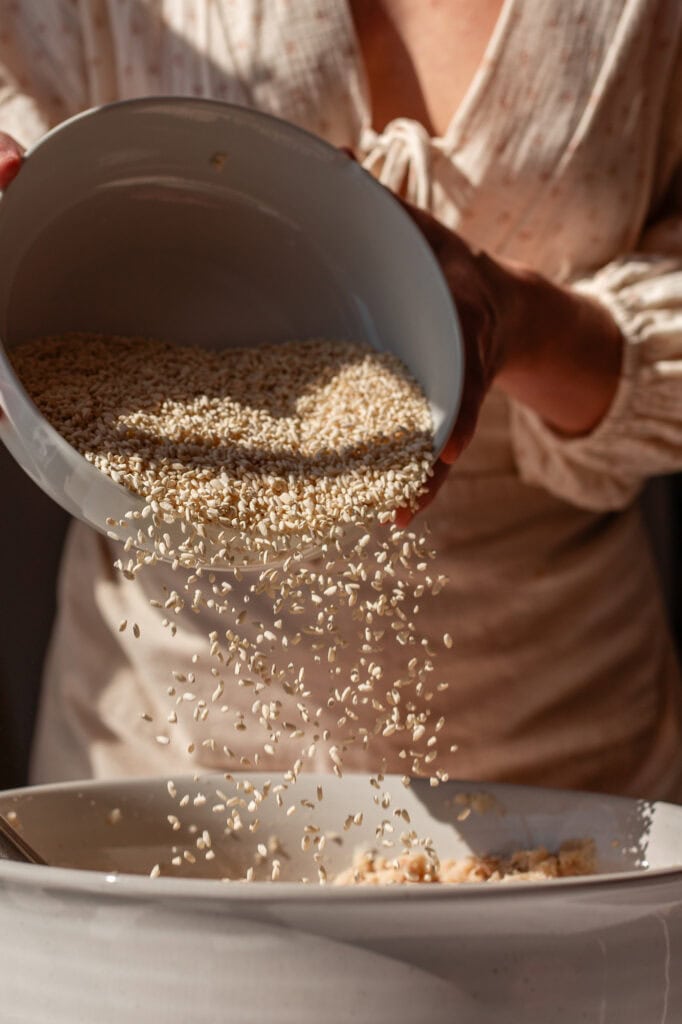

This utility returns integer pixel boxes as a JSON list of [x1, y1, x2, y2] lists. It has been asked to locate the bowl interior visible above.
[[1, 773, 677, 886], [0, 98, 461, 456]]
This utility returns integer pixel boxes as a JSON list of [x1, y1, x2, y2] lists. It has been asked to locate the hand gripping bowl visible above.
[[0, 772, 681, 1024], [0, 98, 463, 569]]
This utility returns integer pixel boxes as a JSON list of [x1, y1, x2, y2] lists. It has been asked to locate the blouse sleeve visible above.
[[509, 242, 682, 511], [0, 0, 90, 146], [509, 49, 682, 513]]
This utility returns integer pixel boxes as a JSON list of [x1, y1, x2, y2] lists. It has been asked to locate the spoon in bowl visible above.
[[0, 812, 46, 864]]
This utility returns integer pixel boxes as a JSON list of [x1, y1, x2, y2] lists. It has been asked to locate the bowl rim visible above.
[[2, 773, 680, 904], [1, 854, 680, 904]]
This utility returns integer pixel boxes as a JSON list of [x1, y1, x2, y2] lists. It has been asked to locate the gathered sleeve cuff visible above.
[[510, 253, 682, 510]]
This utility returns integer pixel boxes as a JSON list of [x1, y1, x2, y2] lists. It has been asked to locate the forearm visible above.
[[493, 263, 623, 437], [406, 207, 626, 465]]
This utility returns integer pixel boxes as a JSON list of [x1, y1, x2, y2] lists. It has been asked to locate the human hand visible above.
[[0, 132, 23, 190], [0, 132, 24, 421], [395, 201, 622, 525], [394, 203, 513, 525]]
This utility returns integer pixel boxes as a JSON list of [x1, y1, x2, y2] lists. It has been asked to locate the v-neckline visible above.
[[341, 0, 518, 153]]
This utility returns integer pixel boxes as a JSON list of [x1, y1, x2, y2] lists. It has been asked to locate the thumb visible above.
[[0, 132, 24, 190]]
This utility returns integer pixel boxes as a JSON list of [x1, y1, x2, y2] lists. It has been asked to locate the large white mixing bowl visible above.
[[0, 98, 463, 568], [0, 772, 680, 1023]]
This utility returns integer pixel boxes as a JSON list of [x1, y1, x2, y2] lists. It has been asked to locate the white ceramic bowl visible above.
[[0, 98, 463, 568], [0, 772, 680, 1023]]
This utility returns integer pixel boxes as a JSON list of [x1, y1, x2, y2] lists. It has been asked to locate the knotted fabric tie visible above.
[[358, 117, 472, 222], [360, 118, 434, 208]]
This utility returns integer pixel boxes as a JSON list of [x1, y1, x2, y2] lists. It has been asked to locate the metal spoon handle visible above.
[[0, 813, 46, 865]]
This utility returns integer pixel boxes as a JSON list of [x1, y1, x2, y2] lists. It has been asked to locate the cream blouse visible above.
[[2, 0, 682, 799]]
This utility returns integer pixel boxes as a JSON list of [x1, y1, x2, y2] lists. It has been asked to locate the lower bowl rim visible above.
[[2, 772, 680, 903]]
